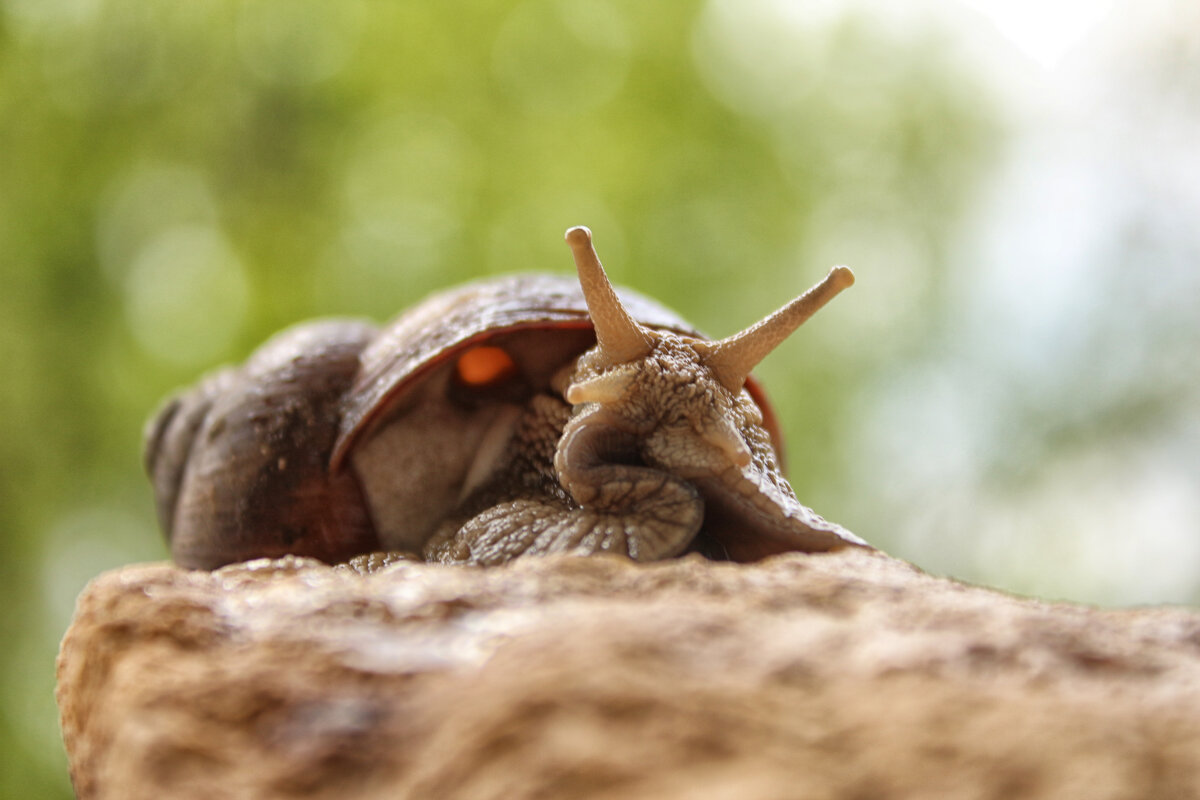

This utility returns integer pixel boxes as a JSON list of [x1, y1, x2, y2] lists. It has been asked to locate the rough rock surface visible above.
[[58, 549, 1200, 799]]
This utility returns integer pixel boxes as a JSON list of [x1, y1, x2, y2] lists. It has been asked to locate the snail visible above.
[[144, 226, 870, 569]]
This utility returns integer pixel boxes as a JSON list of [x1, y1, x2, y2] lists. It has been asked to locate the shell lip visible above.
[[331, 318, 594, 471], [330, 319, 785, 476], [329, 272, 788, 482]]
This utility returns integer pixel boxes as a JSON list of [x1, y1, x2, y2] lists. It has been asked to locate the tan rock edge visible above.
[[57, 550, 1200, 799]]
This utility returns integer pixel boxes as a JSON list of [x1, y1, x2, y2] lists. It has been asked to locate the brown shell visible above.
[[331, 274, 786, 472], [151, 320, 382, 569], [148, 273, 791, 569]]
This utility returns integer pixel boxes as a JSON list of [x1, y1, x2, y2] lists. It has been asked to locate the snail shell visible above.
[[146, 227, 868, 569]]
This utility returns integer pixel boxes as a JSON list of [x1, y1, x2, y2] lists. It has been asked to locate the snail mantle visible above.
[[57, 549, 1200, 799]]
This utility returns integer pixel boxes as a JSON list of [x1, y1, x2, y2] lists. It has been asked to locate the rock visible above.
[[57, 549, 1200, 799]]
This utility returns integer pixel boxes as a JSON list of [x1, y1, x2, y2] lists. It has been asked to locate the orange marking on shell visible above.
[[455, 346, 517, 386]]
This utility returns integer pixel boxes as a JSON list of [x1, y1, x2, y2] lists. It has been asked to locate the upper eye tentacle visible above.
[[565, 226, 653, 367], [694, 266, 854, 392]]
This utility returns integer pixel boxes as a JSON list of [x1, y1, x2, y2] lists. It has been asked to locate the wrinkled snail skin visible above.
[[144, 226, 870, 570]]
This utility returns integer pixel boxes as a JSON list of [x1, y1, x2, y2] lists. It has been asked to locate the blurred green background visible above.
[[2, 0, 1197, 795]]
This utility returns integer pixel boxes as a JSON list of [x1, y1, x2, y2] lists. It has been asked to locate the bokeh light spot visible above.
[[341, 112, 477, 216], [492, 0, 631, 115], [691, 0, 826, 119], [96, 163, 218, 286], [236, 0, 364, 86], [3, 0, 100, 32], [40, 506, 156, 636], [124, 225, 250, 367]]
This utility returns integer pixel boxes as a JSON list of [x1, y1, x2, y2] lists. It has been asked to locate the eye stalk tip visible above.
[[829, 265, 855, 289], [565, 226, 593, 250]]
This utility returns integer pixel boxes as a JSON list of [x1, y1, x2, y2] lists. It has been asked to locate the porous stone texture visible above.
[[57, 549, 1200, 799]]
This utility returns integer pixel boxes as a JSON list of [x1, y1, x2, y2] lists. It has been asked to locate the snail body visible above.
[[146, 227, 869, 569]]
